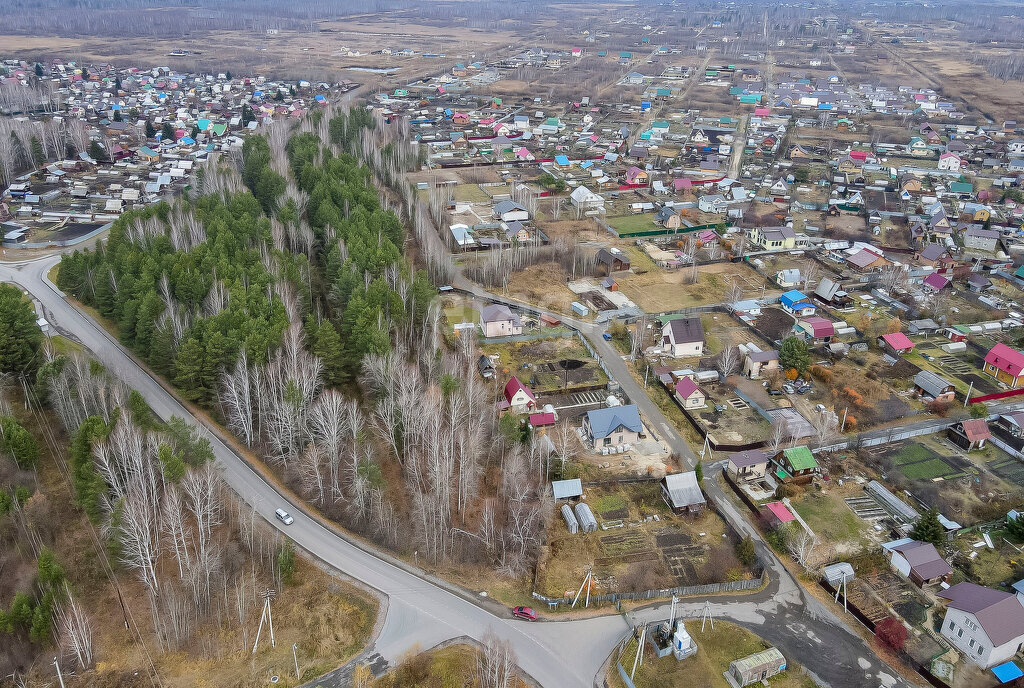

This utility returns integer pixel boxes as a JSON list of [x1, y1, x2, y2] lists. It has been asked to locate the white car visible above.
[[275, 508, 294, 525]]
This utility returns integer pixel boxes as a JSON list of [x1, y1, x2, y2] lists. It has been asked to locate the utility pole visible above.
[[964, 381, 973, 408], [292, 643, 300, 679], [53, 658, 66, 688], [700, 600, 715, 632]]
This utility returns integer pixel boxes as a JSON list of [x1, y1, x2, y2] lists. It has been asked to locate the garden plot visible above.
[[890, 443, 964, 482]]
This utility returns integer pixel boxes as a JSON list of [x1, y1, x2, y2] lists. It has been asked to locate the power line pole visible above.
[[292, 643, 300, 679]]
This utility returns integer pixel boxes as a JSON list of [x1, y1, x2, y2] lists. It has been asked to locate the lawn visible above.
[[607, 213, 661, 235], [890, 442, 961, 481], [790, 490, 867, 546], [610, 621, 816, 688], [453, 183, 492, 203]]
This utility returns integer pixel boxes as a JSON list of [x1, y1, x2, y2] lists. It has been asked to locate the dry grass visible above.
[[503, 261, 578, 315], [616, 261, 774, 313]]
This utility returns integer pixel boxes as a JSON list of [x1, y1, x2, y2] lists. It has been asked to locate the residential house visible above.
[[882, 538, 954, 587], [772, 446, 820, 484], [743, 349, 779, 378], [914, 370, 956, 402], [624, 166, 649, 185], [673, 377, 706, 409], [845, 248, 889, 272], [878, 332, 915, 355], [779, 290, 816, 317], [968, 273, 993, 293], [480, 304, 523, 337], [937, 152, 963, 172], [984, 342, 1024, 388], [776, 268, 802, 288], [595, 248, 630, 275], [698, 194, 728, 213], [917, 243, 951, 268], [963, 226, 1000, 253], [478, 354, 496, 379], [570, 185, 604, 211], [660, 317, 705, 357], [814, 277, 852, 307], [503, 377, 537, 414], [908, 137, 930, 157], [922, 272, 951, 293], [998, 411, 1024, 438], [583, 404, 643, 449], [727, 449, 770, 482], [661, 471, 706, 515], [493, 200, 529, 222], [504, 220, 530, 242], [655, 205, 681, 229], [938, 582, 1024, 669], [795, 316, 835, 343], [751, 226, 796, 250], [948, 418, 991, 451]]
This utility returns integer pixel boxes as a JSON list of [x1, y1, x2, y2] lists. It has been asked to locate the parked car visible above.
[[603, 333, 612, 341], [768, 389, 783, 396], [275, 508, 294, 525], [714, 404, 728, 412], [783, 384, 796, 394], [815, 404, 827, 413], [512, 606, 537, 621], [797, 386, 811, 394]]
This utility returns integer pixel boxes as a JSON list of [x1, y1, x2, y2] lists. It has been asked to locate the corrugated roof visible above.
[[940, 583, 1024, 647], [552, 479, 582, 500], [586, 405, 642, 439], [662, 471, 706, 509]]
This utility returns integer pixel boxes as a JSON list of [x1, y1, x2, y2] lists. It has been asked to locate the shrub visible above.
[[785, 367, 799, 380], [875, 617, 907, 652], [969, 403, 989, 419], [809, 365, 833, 383], [735, 536, 757, 566], [845, 415, 857, 430], [926, 400, 950, 417]]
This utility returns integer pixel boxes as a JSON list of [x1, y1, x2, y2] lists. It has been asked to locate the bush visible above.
[[809, 365, 833, 383], [735, 536, 756, 566], [969, 403, 989, 419], [926, 400, 950, 417], [875, 616, 907, 652]]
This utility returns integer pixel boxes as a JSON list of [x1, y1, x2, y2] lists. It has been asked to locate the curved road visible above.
[[2, 255, 913, 688]]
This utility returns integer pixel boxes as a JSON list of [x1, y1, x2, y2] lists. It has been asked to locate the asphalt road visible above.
[[6, 255, 916, 688]]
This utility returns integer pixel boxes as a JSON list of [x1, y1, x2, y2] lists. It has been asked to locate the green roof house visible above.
[[774, 446, 820, 484]]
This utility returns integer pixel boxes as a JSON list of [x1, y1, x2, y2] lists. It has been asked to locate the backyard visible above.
[[615, 260, 775, 313], [483, 335, 608, 395], [537, 483, 757, 599], [609, 621, 816, 688]]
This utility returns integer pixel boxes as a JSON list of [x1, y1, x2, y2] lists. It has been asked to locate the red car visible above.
[[512, 606, 537, 621]]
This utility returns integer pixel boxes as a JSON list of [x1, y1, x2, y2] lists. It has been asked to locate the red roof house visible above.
[[764, 501, 796, 527], [984, 343, 1024, 388], [529, 412, 556, 427], [796, 316, 835, 342], [949, 418, 991, 451], [503, 377, 537, 413], [674, 377, 706, 410], [879, 332, 914, 354]]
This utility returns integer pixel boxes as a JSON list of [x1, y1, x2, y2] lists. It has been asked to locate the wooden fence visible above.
[[531, 570, 767, 607]]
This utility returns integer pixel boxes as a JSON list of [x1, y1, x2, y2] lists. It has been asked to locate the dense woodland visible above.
[[56, 106, 555, 582]]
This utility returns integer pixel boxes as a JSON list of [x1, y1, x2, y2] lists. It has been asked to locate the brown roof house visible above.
[[673, 377, 706, 410], [882, 538, 953, 587], [660, 317, 705, 358], [727, 449, 770, 482], [939, 582, 1024, 669], [948, 418, 991, 452]]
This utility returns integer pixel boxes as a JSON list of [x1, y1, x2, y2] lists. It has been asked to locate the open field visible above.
[[371, 643, 530, 688], [616, 260, 774, 313], [482, 335, 607, 395]]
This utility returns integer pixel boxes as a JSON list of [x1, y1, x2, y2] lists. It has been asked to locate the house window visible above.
[[969, 638, 975, 648], [948, 622, 955, 632], [978, 646, 984, 656], [958, 629, 963, 638]]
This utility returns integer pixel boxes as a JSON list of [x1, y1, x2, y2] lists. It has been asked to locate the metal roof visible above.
[[662, 471, 706, 509], [552, 479, 582, 500]]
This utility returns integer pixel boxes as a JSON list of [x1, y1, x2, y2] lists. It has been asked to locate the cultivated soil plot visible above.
[[889, 443, 965, 482]]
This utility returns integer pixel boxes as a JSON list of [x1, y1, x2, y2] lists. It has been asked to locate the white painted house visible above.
[[939, 583, 1024, 669]]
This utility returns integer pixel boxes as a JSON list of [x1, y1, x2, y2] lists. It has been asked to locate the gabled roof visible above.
[[781, 446, 818, 471], [551, 478, 582, 499], [674, 377, 702, 399], [662, 471, 706, 509], [729, 449, 769, 468], [586, 404, 642, 439], [914, 370, 953, 397], [800, 316, 834, 338], [765, 501, 795, 523], [666, 317, 705, 344], [780, 290, 814, 309], [881, 332, 914, 351], [504, 376, 536, 404], [494, 199, 527, 215], [481, 303, 522, 326], [959, 418, 991, 442], [887, 539, 953, 580], [923, 272, 950, 290], [986, 343, 1024, 377], [939, 583, 1024, 647]]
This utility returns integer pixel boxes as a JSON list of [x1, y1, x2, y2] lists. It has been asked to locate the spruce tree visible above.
[[910, 509, 945, 546], [0, 283, 43, 374], [314, 321, 346, 387]]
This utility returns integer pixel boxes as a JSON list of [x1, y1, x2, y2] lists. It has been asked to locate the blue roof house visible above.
[[779, 290, 816, 316], [583, 405, 643, 449]]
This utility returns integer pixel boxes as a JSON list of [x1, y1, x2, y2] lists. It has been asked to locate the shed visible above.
[[552, 478, 583, 501], [822, 562, 855, 587], [561, 504, 579, 534], [574, 502, 597, 532], [728, 647, 786, 687], [661, 471, 706, 515]]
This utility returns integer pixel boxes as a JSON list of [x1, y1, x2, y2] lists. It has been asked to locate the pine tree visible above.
[[145, 119, 157, 139], [314, 321, 346, 387], [909, 508, 945, 546], [161, 121, 176, 141], [88, 139, 106, 162], [30, 136, 45, 166], [112, 109, 123, 122], [779, 336, 811, 375], [0, 416, 39, 469], [173, 336, 207, 403], [0, 283, 43, 374], [34, 63, 43, 77], [695, 460, 703, 482]]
